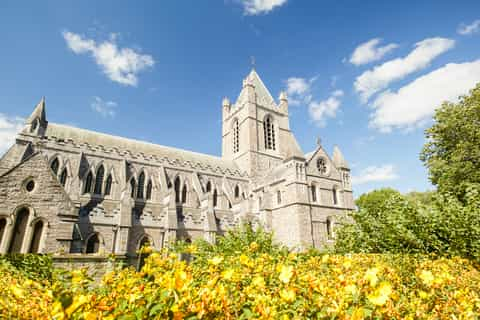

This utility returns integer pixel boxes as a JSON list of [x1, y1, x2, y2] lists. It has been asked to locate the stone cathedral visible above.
[[0, 69, 354, 262]]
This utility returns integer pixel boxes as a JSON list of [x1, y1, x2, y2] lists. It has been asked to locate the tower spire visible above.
[[26, 96, 47, 124]]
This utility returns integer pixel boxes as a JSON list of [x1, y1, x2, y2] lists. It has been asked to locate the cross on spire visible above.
[[250, 56, 256, 69], [316, 136, 322, 147]]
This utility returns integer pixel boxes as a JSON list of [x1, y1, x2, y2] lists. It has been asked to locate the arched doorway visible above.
[[8, 208, 30, 253]]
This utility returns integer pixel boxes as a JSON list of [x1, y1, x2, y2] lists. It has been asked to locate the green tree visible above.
[[421, 83, 480, 197]]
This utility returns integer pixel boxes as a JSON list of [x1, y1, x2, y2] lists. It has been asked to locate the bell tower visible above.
[[222, 69, 302, 177]]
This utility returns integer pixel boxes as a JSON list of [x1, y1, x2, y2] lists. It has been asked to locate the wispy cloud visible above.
[[370, 59, 480, 132], [0, 114, 24, 155], [240, 0, 287, 15], [350, 38, 398, 66], [285, 77, 314, 106], [308, 90, 344, 127], [91, 96, 117, 118], [354, 37, 455, 102], [63, 31, 154, 86], [457, 20, 480, 35], [352, 164, 398, 185]]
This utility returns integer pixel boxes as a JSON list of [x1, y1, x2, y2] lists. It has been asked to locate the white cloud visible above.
[[354, 37, 455, 102], [91, 96, 117, 118], [370, 59, 480, 132], [241, 0, 287, 15], [63, 31, 154, 86], [352, 164, 398, 185], [350, 38, 398, 66], [0, 114, 24, 156], [285, 77, 313, 106], [308, 90, 344, 127], [457, 20, 480, 35]]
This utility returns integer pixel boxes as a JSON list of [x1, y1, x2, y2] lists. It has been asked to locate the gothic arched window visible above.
[[233, 119, 240, 153], [182, 184, 187, 204], [60, 168, 68, 187], [146, 180, 153, 200], [263, 115, 276, 150], [213, 189, 218, 208], [311, 185, 317, 202], [105, 174, 113, 196], [234, 185, 240, 199], [50, 158, 59, 175], [84, 171, 93, 194], [29, 220, 44, 253], [206, 181, 212, 193], [130, 178, 136, 198], [94, 165, 104, 195], [8, 208, 29, 253], [174, 177, 181, 203], [326, 217, 334, 240], [137, 172, 145, 199], [86, 234, 100, 254]]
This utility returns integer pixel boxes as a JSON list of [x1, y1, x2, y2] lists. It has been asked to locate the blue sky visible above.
[[1, 0, 480, 196]]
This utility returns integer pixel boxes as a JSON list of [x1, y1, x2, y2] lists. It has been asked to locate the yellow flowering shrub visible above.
[[1, 250, 479, 319]]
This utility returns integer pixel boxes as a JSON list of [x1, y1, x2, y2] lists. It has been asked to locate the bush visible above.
[[0, 253, 53, 280], [335, 185, 480, 262]]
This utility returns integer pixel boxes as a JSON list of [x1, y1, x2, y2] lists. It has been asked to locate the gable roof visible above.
[[43, 123, 245, 177]]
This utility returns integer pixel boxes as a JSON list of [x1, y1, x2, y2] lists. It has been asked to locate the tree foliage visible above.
[[335, 185, 480, 262], [421, 83, 480, 197]]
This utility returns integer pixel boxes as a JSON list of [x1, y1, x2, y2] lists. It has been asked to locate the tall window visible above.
[[326, 217, 334, 240], [94, 165, 104, 195], [213, 189, 218, 208], [8, 208, 29, 253], [174, 177, 181, 203], [206, 181, 212, 193], [182, 184, 187, 204], [29, 220, 44, 253], [311, 185, 317, 202], [137, 172, 145, 199], [105, 175, 113, 196], [60, 168, 68, 187], [332, 187, 338, 205], [263, 115, 276, 150], [84, 172, 93, 194], [233, 119, 240, 153], [146, 180, 153, 200], [86, 234, 100, 254], [234, 185, 240, 199], [50, 158, 59, 175], [130, 178, 136, 198]]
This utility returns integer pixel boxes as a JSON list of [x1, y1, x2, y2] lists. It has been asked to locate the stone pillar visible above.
[[115, 190, 134, 255]]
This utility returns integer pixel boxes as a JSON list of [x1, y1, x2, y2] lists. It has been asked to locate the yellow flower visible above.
[[419, 290, 428, 299], [321, 254, 329, 263], [364, 267, 379, 287], [367, 282, 392, 306], [279, 265, 294, 284], [252, 276, 265, 288], [208, 256, 223, 266], [280, 288, 296, 303], [222, 268, 235, 280], [249, 241, 259, 251], [419, 270, 434, 286], [65, 294, 90, 317], [344, 284, 358, 296], [11, 285, 24, 299]]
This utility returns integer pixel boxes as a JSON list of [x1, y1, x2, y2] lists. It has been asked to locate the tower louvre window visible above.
[[263, 116, 276, 150], [233, 119, 240, 153], [137, 172, 145, 199], [94, 165, 104, 195]]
